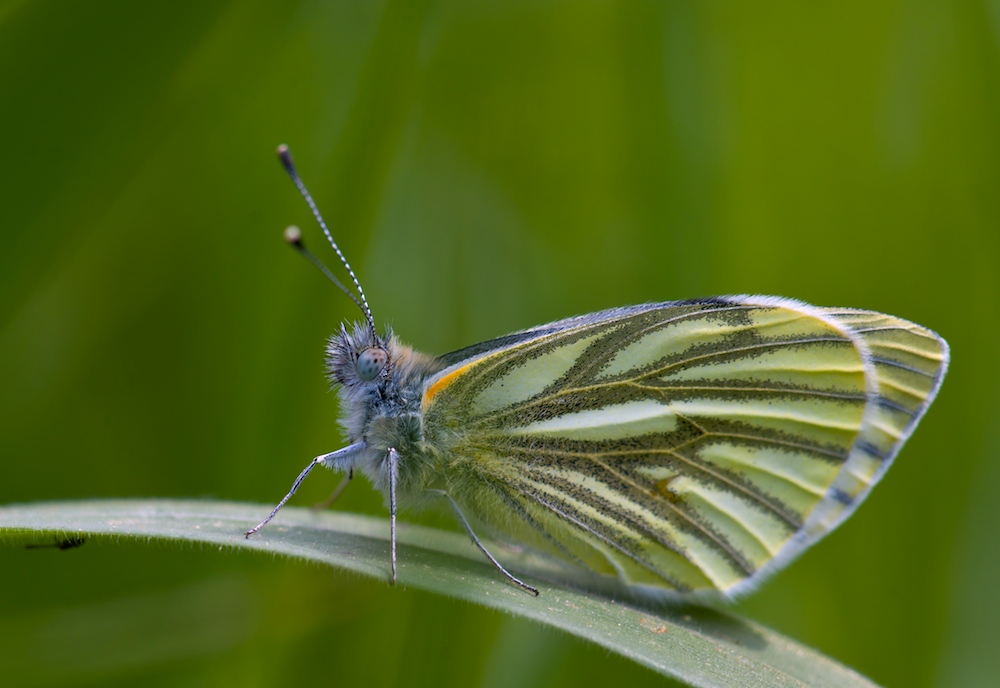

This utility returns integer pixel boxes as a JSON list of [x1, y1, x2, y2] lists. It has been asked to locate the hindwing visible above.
[[420, 296, 948, 597]]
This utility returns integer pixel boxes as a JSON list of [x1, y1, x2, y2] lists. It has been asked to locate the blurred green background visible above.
[[1, 1, 998, 686]]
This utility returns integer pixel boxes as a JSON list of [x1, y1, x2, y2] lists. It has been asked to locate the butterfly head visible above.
[[324, 320, 439, 447], [327, 321, 393, 389]]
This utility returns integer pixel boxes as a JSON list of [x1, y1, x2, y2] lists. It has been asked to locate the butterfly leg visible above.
[[245, 442, 366, 538], [312, 469, 353, 511], [428, 489, 539, 596], [387, 447, 399, 584]]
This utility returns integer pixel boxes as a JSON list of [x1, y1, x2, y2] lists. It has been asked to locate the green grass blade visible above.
[[0, 499, 877, 688]]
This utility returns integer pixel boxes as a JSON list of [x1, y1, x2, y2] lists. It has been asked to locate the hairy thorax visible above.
[[327, 322, 449, 501]]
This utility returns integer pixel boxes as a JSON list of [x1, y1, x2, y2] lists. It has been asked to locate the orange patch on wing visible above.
[[422, 362, 477, 410]]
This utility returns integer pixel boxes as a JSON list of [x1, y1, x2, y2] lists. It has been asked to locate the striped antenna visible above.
[[277, 144, 376, 337], [283, 226, 365, 313]]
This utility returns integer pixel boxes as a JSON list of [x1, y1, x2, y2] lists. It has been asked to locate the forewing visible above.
[[421, 297, 947, 597]]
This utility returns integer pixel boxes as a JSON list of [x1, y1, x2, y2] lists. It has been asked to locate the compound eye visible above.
[[357, 347, 387, 381]]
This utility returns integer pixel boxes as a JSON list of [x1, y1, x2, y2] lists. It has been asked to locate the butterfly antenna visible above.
[[283, 226, 364, 312], [277, 144, 377, 337]]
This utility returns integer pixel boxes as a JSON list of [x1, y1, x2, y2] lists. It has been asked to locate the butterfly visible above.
[[246, 146, 949, 600]]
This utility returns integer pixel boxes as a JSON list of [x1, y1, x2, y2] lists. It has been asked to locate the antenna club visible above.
[[284, 225, 303, 246], [276, 144, 297, 178]]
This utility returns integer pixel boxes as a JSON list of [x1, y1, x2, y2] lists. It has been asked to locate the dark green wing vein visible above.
[[422, 298, 948, 596], [474, 335, 866, 431], [552, 451, 756, 575], [475, 474, 593, 569], [500, 439, 814, 521], [491, 428, 806, 531], [480, 471, 683, 586], [557, 304, 761, 387], [508, 481, 699, 591]]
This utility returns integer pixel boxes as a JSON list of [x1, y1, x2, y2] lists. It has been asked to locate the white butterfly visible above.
[[247, 146, 948, 600]]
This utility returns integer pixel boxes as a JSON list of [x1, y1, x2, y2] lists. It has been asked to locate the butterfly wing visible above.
[[420, 296, 948, 598]]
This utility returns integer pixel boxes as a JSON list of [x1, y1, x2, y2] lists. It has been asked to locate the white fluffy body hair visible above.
[[325, 321, 445, 480], [326, 321, 388, 441]]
